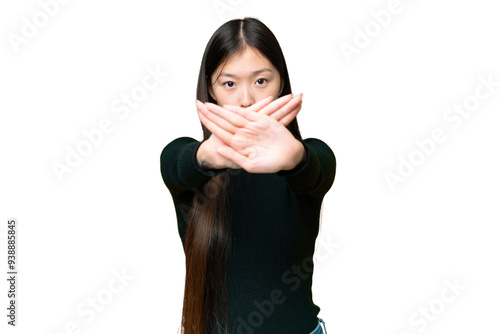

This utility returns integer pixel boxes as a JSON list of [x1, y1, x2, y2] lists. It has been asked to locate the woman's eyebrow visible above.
[[219, 68, 273, 78]]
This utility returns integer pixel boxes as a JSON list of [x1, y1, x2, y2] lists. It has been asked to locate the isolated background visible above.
[[1, 0, 499, 333]]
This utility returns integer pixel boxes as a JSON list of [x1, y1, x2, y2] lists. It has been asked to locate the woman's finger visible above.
[[278, 101, 302, 126], [223, 94, 291, 119], [246, 95, 274, 113], [196, 100, 241, 134], [204, 102, 250, 128], [196, 103, 235, 146], [222, 103, 263, 122], [271, 94, 303, 123], [257, 93, 294, 116], [223, 94, 295, 122]]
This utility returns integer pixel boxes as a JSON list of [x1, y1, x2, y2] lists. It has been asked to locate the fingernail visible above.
[[294, 93, 303, 98]]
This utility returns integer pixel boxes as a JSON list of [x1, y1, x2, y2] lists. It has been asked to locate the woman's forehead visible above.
[[213, 48, 277, 79]]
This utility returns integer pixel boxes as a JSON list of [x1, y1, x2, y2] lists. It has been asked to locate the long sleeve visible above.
[[277, 138, 336, 198], [160, 137, 228, 198], [161, 136, 336, 333]]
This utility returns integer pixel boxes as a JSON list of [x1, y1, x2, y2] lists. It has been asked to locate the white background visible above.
[[1, 0, 499, 333]]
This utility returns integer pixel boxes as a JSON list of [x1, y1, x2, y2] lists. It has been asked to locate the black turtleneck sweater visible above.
[[160, 136, 336, 333]]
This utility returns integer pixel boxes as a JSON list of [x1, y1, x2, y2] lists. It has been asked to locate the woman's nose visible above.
[[239, 87, 254, 108]]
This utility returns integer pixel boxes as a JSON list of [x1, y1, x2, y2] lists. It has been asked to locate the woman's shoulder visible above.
[[163, 136, 199, 147], [302, 137, 335, 158], [160, 136, 199, 159]]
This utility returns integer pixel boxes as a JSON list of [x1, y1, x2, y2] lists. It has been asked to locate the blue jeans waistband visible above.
[[308, 317, 327, 334]]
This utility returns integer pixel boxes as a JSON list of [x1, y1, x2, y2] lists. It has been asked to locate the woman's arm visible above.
[[160, 137, 228, 198], [195, 140, 217, 170], [277, 138, 336, 198]]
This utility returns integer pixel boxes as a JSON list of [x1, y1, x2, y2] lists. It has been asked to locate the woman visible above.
[[160, 17, 336, 334]]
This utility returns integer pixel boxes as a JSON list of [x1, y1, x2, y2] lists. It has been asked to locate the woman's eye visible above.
[[222, 79, 267, 88]]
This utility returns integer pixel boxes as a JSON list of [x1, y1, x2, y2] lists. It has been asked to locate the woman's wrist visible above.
[[283, 139, 306, 171], [196, 140, 218, 170]]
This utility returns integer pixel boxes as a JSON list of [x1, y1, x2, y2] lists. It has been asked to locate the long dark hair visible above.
[[181, 17, 303, 334]]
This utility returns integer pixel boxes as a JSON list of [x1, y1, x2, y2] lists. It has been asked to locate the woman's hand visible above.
[[198, 133, 242, 170], [194, 96, 275, 170], [196, 94, 304, 173], [252, 93, 303, 127]]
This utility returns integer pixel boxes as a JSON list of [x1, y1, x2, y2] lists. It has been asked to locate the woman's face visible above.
[[209, 47, 283, 108]]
